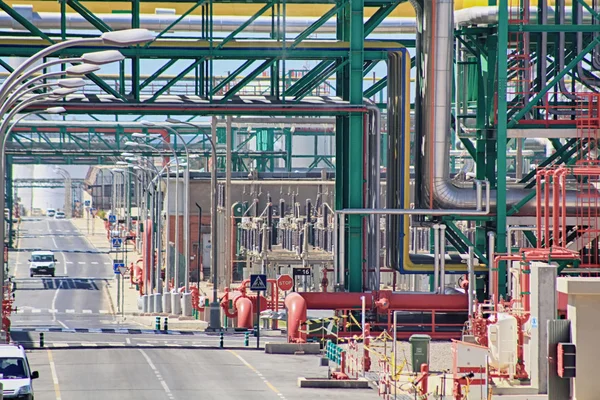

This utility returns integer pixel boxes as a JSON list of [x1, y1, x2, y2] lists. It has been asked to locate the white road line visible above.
[[78, 262, 86, 265], [47, 349, 62, 400], [51, 277, 65, 329], [49, 309, 58, 314], [65, 309, 75, 314], [99, 310, 109, 314], [82, 309, 92, 314], [139, 349, 175, 400], [91, 262, 98, 265], [126, 338, 131, 344], [65, 261, 74, 264], [86, 343, 98, 347], [57, 320, 69, 329], [137, 343, 154, 347], [108, 343, 126, 347], [53, 343, 69, 348], [32, 309, 41, 313], [104, 262, 111, 265]]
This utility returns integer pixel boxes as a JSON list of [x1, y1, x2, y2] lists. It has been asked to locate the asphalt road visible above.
[[8, 218, 380, 400], [10, 218, 117, 330]]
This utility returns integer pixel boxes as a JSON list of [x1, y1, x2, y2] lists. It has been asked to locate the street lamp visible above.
[[125, 140, 180, 314], [141, 120, 194, 316], [165, 117, 220, 330]]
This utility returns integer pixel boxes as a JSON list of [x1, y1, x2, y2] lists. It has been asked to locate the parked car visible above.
[[46, 208, 55, 217], [29, 251, 56, 277], [0, 343, 39, 399], [54, 211, 65, 219]]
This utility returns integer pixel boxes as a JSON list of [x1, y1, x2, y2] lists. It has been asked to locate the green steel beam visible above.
[[286, 61, 335, 96], [364, 76, 387, 98], [0, 2, 55, 44], [220, 59, 277, 102], [445, 221, 488, 264], [364, 3, 399, 35], [138, 59, 179, 91], [496, 0, 509, 296], [295, 60, 349, 100], [0, 59, 13, 74], [211, 60, 256, 96], [291, 2, 346, 48], [508, 36, 600, 128], [218, 2, 273, 49], [66, 0, 113, 33], [149, 58, 206, 102], [152, 1, 205, 43]]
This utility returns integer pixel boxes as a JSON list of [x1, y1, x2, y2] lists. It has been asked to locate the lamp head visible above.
[[121, 152, 135, 157], [66, 64, 101, 76], [100, 29, 156, 46], [116, 161, 129, 166], [58, 78, 86, 89], [141, 120, 155, 127], [80, 50, 124, 65], [111, 168, 125, 173], [51, 87, 78, 96], [45, 106, 66, 114], [131, 133, 147, 138], [124, 141, 138, 147], [165, 117, 181, 124]]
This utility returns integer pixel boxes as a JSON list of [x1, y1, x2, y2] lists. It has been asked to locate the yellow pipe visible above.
[[7, 0, 557, 19], [398, 49, 485, 273]]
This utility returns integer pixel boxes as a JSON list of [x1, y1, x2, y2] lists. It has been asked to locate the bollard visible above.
[[244, 332, 249, 347], [163, 317, 168, 331], [219, 332, 224, 348], [39, 333, 44, 348], [155, 316, 160, 330]]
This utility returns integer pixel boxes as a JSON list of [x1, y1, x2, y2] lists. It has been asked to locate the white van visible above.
[[0, 344, 39, 399], [46, 208, 55, 217], [29, 251, 57, 278]]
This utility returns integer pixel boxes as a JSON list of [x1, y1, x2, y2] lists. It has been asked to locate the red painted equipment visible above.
[[285, 292, 307, 343]]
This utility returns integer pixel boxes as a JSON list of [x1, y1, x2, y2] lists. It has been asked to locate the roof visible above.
[[0, 344, 26, 358], [31, 251, 54, 256]]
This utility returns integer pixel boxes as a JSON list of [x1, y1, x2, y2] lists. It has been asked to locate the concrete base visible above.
[[162, 292, 172, 314], [264, 342, 321, 355], [137, 296, 144, 311], [171, 292, 181, 315], [297, 377, 370, 389], [154, 293, 163, 314], [147, 294, 155, 313], [181, 292, 193, 317], [142, 295, 150, 313]]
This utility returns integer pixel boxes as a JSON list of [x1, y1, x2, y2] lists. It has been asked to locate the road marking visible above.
[[65, 262, 73, 264], [104, 262, 111, 265], [51, 278, 66, 329], [99, 310, 109, 314], [57, 320, 69, 329], [86, 343, 98, 347], [228, 350, 286, 399], [53, 343, 69, 348], [49, 309, 58, 313], [91, 261, 99, 265], [65, 309, 75, 314], [139, 349, 175, 400], [47, 349, 62, 400], [32, 309, 41, 313], [78, 261, 86, 265], [126, 337, 131, 344], [82, 309, 92, 314], [108, 343, 126, 347]]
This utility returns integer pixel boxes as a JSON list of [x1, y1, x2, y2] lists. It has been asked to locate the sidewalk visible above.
[[70, 216, 209, 331]]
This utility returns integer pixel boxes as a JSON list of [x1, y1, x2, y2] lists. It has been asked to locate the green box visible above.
[[408, 334, 431, 373]]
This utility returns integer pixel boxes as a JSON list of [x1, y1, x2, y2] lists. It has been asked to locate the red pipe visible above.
[[236, 297, 254, 329], [298, 292, 467, 310], [285, 292, 307, 343]]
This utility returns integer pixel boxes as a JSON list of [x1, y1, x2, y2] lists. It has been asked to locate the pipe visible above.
[[284, 292, 307, 343], [236, 296, 254, 329], [433, 224, 440, 291], [454, 5, 599, 25], [0, 7, 419, 34], [440, 224, 447, 290], [468, 246, 475, 317], [298, 292, 468, 310], [421, 0, 595, 216], [487, 231, 495, 300]]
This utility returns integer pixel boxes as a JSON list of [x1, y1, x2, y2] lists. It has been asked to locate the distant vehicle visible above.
[[46, 208, 55, 217], [29, 251, 56, 277], [54, 211, 66, 219], [0, 343, 39, 399]]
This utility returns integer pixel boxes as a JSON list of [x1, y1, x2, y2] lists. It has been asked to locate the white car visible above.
[[54, 211, 65, 219], [46, 208, 55, 217], [0, 344, 39, 399], [29, 251, 56, 277]]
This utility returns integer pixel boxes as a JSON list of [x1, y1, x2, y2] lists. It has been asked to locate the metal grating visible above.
[[547, 319, 571, 399]]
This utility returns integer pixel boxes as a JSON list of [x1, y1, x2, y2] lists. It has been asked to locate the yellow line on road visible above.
[[228, 350, 283, 396], [47, 349, 62, 400]]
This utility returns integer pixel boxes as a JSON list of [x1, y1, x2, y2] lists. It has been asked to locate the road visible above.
[[8, 218, 379, 400]]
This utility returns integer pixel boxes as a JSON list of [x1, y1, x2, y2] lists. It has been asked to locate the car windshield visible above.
[[0, 358, 27, 379], [32, 255, 53, 262]]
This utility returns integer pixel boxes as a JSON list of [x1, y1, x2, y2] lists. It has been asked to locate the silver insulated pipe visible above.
[[420, 0, 594, 216]]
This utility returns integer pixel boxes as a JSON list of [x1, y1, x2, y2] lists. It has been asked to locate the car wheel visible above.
[[30, 272, 34, 277], [51, 271, 55, 277]]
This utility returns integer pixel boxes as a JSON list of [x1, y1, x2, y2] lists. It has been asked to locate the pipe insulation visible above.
[[420, 0, 597, 216], [3, 5, 599, 34]]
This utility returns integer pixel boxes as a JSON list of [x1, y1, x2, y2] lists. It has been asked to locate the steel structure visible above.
[[3, 0, 600, 305], [13, 178, 85, 189]]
